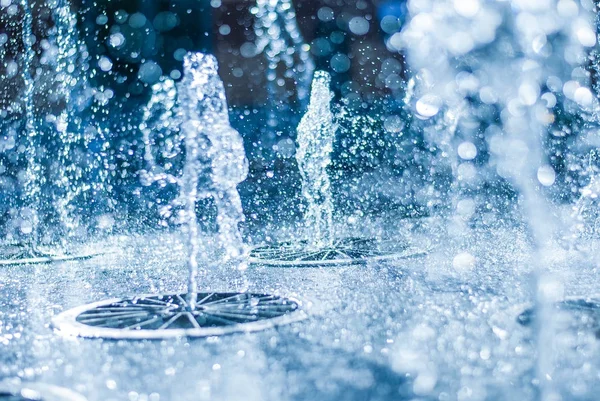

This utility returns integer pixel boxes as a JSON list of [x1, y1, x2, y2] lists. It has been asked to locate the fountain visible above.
[[0, 0, 43, 262], [1, 0, 600, 399], [249, 70, 427, 266], [0, 0, 103, 265], [52, 53, 306, 339]]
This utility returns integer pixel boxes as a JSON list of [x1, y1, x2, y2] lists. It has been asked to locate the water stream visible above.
[[18, 0, 41, 252], [296, 70, 335, 247], [141, 52, 248, 308], [51, 0, 90, 239]]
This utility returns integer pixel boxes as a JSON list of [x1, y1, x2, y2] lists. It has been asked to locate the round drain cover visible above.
[[52, 293, 307, 339], [249, 237, 427, 267], [518, 298, 600, 336], [0, 382, 87, 401], [0, 243, 103, 266]]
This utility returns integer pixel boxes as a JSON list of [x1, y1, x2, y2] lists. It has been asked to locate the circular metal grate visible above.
[[0, 382, 87, 401], [0, 243, 103, 266], [518, 297, 600, 337], [52, 292, 306, 339], [248, 237, 427, 267]]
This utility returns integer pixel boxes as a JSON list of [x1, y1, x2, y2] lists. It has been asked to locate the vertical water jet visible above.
[[51, 0, 88, 238], [248, 70, 426, 266], [296, 70, 335, 247], [141, 53, 249, 307], [16, 0, 42, 255], [0, 0, 104, 264], [52, 51, 306, 339]]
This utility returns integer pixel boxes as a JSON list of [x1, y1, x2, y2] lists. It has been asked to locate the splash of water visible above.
[[567, 150, 600, 252], [253, 0, 314, 129], [0, 0, 104, 259], [141, 53, 248, 309], [140, 78, 182, 187], [296, 71, 335, 247]]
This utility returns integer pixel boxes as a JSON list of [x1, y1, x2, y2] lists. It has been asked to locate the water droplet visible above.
[[98, 56, 113, 72], [348, 17, 370, 36], [453, 252, 476, 273], [138, 61, 162, 84], [457, 142, 477, 160], [537, 165, 556, 186], [416, 95, 441, 118], [330, 53, 350, 73], [453, 0, 480, 18]]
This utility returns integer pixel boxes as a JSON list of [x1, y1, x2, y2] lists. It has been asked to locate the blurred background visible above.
[[0, 0, 598, 240], [0, 0, 421, 238]]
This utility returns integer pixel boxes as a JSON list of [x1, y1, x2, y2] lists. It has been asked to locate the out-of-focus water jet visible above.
[[253, 0, 314, 134], [400, 0, 598, 398], [51, 0, 92, 239], [0, 0, 105, 265], [11, 0, 43, 257]]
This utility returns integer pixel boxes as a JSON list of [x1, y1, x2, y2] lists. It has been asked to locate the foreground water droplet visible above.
[[537, 165, 556, 187], [452, 252, 476, 273], [415, 95, 441, 118]]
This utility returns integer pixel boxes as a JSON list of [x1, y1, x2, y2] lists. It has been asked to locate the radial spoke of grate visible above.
[[89, 317, 144, 328], [250, 299, 295, 306], [253, 246, 300, 256], [202, 309, 258, 322], [252, 246, 298, 256], [124, 315, 163, 330], [175, 294, 190, 308], [210, 304, 296, 316], [91, 306, 166, 312], [202, 313, 244, 326], [183, 313, 200, 329], [196, 293, 217, 306], [158, 312, 184, 329], [79, 310, 153, 318], [298, 250, 331, 261], [272, 248, 325, 262], [79, 310, 155, 322], [78, 312, 153, 324], [202, 294, 251, 307], [256, 247, 323, 261], [275, 249, 323, 261], [332, 249, 355, 260], [133, 297, 171, 306], [345, 249, 375, 258], [203, 308, 263, 319], [207, 300, 287, 309], [205, 302, 284, 314]]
